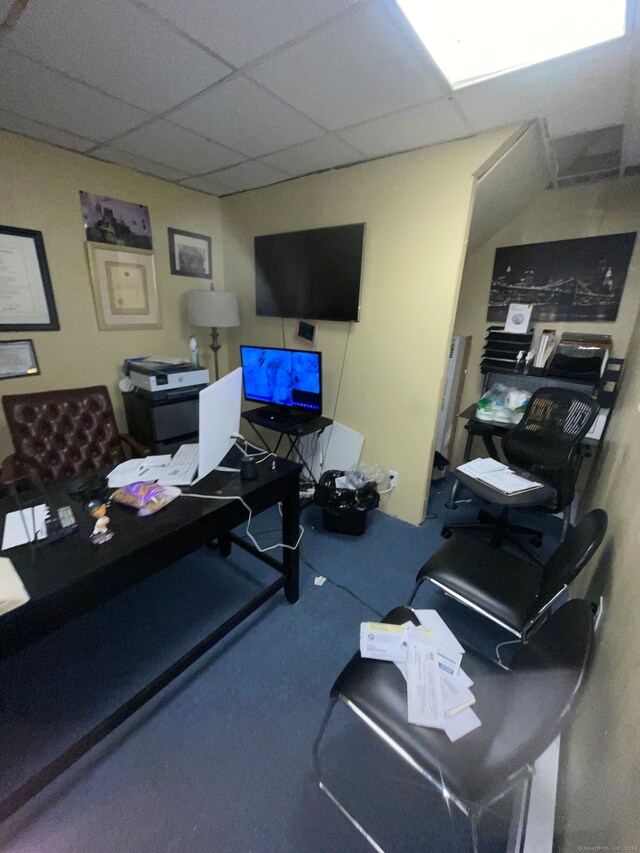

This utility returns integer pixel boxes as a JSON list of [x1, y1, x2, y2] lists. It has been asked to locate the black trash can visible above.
[[314, 470, 380, 536]]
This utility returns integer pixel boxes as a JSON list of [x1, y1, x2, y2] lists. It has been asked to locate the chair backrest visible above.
[[484, 599, 594, 786], [2, 386, 125, 483], [503, 387, 599, 509], [535, 509, 608, 608]]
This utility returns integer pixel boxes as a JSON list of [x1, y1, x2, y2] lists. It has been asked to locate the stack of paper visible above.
[[107, 456, 172, 487], [457, 458, 543, 496], [1, 504, 48, 550], [0, 556, 29, 615], [360, 611, 481, 742]]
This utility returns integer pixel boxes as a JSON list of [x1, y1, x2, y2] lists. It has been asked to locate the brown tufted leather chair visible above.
[[1, 386, 149, 484]]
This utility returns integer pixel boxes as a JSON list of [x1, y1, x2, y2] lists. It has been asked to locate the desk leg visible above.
[[281, 484, 300, 603]]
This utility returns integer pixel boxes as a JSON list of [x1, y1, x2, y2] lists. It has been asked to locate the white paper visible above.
[[0, 556, 30, 615], [360, 621, 410, 662], [475, 469, 543, 495], [441, 675, 476, 716], [2, 505, 48, 550], [412, 612, 464, 676], [107, 456, 171, 487], [406, 639, 445, 728], [444, 708, 481, 742], [457, 458, 507, 477]]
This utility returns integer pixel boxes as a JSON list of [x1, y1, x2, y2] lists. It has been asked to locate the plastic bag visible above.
[[344, 462, 389, 490], [111, 482, 181, 516], [476, 383, 530, 424], [313, 470, 380, 513]]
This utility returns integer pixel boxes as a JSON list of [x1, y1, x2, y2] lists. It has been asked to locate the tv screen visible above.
[[254, 223, 365, 322], [240, 345, 322, 413]]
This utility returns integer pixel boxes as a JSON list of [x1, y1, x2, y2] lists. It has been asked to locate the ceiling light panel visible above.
[[396, 0, 627, 88]]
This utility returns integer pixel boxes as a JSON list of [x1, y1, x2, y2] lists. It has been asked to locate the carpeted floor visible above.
[[0, 478, 562, 852]]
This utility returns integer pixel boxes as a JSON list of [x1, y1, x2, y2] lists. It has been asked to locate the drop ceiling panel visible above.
[[91, 146, 188, 181], [0, 50, 150, 140], [113, 120, 243, 174], [198, 161, 290, 193], [168, 77, 323, 158], [180, 173, 236, 196], [6, 0, 231, 113], [0, 108, 95, 152], [339, 97, 471, 157], [139, 0, 358, 67], [455, 39, 631, 138], [249, 3, 446, 130], [260, 135, 364, 175]]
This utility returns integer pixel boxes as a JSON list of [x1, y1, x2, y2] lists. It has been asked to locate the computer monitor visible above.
[[197, 367, 242, 478], [240, 345, 322, 415]]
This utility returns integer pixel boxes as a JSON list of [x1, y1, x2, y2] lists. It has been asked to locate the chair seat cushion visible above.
[[423, 534, 544, 633], [330, 603, 592, 810], [454, 467, 556, 508]]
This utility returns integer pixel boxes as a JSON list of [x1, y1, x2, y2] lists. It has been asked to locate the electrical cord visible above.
[[300, 554, 384, 619], [180, 491, 304, 554]]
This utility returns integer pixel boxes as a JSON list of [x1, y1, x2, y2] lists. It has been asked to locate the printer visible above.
[[126, 357, 210, 399]]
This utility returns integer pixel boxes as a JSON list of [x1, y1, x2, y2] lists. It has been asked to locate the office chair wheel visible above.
[[441, 526, 452, 539]]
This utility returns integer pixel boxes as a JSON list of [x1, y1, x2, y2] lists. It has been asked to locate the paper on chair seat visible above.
[[0, 557, 29, 615]]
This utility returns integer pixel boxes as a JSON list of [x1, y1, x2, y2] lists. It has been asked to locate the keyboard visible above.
[[159, 443, 200, 486]]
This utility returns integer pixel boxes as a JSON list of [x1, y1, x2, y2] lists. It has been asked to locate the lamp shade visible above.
[[188, 290, 239, 328]]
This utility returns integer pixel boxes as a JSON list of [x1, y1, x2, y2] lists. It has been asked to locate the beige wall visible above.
[[559, 305, 640, 849], [0, 131, 224, 460], [452, 177, 640, 466], [221, 128, 514, 524]]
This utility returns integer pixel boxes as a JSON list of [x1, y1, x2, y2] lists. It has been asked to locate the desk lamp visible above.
[[187, 287, 239, 380]]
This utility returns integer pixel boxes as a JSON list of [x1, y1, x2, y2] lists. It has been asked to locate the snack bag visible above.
[[111, 482, 180, 516]]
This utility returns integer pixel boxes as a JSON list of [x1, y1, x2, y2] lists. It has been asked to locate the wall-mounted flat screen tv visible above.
[[254, 223, 365, 322]]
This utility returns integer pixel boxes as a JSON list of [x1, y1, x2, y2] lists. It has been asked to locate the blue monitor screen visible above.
[[240, 346, 322, 413]]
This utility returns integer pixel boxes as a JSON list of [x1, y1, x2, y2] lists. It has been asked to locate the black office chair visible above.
[[442, 387, 599, 558], [314, 599, 594, 853], [408, 509, 607, 639]]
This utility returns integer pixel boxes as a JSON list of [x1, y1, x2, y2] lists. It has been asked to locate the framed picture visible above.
[[86, 243, 162, 330], [0, 339, 40, 380], [296, 319, 318, 346], [168, 228, 212, 279], [0, 226, 60, 331], [80, 191, 153, 249]]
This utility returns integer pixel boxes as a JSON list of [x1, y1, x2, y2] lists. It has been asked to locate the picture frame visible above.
[[80, 191, 153, 249], [86, 243, 162, 330], [504, 303, 533, 333], [296, 319, 318, 346], [0, 226, 60, 331], [168, 228, 212, 279], [0, 339, 40, 380]]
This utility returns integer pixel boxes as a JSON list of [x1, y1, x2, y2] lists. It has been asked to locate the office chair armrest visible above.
[[120, 433, 151, 458]]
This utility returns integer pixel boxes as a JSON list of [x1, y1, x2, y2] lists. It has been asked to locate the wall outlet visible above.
[[388, 471, 398, 489]]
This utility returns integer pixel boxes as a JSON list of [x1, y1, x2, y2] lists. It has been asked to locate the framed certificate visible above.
[[0, 339, 40, 380], [0, 226, 60, 331], [86, 243, 162, 330]]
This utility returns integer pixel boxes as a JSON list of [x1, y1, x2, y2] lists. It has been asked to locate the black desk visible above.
[[242, 407, 333, 484], [0, 450, 301, 822]]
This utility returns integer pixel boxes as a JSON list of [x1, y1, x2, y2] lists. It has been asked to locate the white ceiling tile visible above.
[[0, 108, 95, 151], [10, 0, 230, 112], [91, 146, 188, 181], [180, 174, 236, 196], [454, 39, 631, 138], [6, 0, 231, 113], [260, 135, 364, 176], [139, 0, 358, 67], [168, 77, 323, 158], [0, 49, 150, 140], [113, 120, 243, 174], [248, 3, 445, 130], [338, 98, 472, 157], [202, 161, 290, 193]]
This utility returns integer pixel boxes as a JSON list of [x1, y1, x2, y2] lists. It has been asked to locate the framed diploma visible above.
[[0, 226, 60, 331], [86, 243, 162, 330], [0, 340, 40, 380]]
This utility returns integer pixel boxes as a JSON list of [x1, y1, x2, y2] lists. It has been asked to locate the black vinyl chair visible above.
[[314, 599, 595, 853], [442, 387, 600, 558], [408, 509, 607, 639]]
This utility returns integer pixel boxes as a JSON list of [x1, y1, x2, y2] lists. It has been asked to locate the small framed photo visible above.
[[0, 339, 40, 380], [296, 319, 318, 346], [0, 226, 60, 331], [504, 303, 533, 334], [86, 243, 162, 330], [168, 228, 212, 279]]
